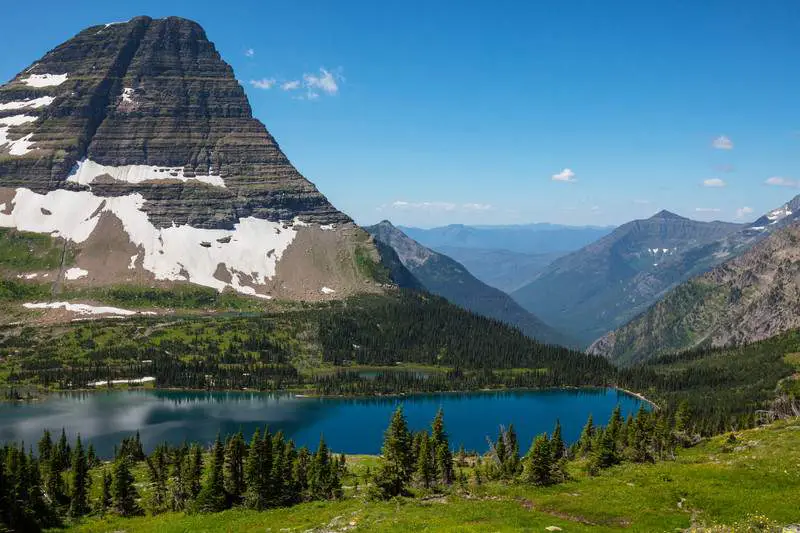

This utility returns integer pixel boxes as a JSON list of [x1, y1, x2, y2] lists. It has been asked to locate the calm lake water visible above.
[[0, 389, 644, 457]]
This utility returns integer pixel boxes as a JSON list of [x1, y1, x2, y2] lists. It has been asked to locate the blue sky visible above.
[[2, 0, 799, 228]]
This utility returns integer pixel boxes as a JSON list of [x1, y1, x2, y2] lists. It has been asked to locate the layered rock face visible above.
[[0, 17, 382, 300]]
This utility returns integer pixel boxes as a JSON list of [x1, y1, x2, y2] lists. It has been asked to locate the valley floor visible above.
[[64, 419, 800, 532]]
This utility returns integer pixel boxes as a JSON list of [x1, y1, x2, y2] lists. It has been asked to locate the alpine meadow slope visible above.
[[0, 16, 389, 320]]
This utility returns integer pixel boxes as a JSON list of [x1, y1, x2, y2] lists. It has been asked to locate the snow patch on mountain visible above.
[[0, 188, 305, 297], [66, 159, 226, 188], [23, 301, 153, 316], [20, 73, 68, 87], [0, 96, 55, 111], [64, 267, 88, 280]]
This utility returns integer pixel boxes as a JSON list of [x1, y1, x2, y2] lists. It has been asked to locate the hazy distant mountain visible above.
[[511, 211, 744, 345], [398, 223, 613, 291], [434, 247, 564, 293], [399, 223, 614, 254], [590, 195, 800, 365], [366, 221, 572, 346]]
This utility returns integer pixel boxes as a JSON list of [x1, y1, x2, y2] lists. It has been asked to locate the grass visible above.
[[0, 228, 71, 271], [62, 418, 800, 532]]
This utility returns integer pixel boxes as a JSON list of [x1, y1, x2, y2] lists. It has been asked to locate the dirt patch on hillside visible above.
[[65, 212, 155, 287], [272, 223, 385, 301], [0, 188, 16, 214]]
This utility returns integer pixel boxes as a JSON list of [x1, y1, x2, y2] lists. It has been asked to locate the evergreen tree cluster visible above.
[[0, 428, 343, 532]]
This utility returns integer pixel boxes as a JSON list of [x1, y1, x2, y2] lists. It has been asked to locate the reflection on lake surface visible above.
[[0, 388, 645, 457]]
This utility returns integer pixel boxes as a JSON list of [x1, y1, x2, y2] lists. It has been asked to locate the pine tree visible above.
[[578, 414, 595, 456], [430, 408, 454, 484], [195, 435, 228, 513], [55, 429, 71, 472], [185, 444, 203, 501], [415, 432, 434, 489], [590, 427, 620, 474], [69, 435, 90, 517], [292, 447, 311, 499], [38, 429, 53, 462], [607, 405, 624, 446], [502, 424, 520, 479], [523, 434, 553, 486], [551, 420, 565, 461], [145, 445, 169, 514], [376, 406, 413, 495], [244, 429, 269, 510], [308, 436, 340, 500], [87, 444, 98, 469], [111, 455, 140, 516], [224, 431, 246, 503], [98, 469, 112, 514]]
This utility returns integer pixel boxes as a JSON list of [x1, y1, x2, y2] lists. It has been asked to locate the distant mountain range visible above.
[[399, 223, 613, 291], [511, 210, 745, 346], [366, 221, 571, 346], [590, 195, 800, 365]]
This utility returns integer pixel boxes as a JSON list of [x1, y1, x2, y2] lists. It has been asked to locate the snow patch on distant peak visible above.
[[0, 115, 38, 152], [20, 73, 68, 87], [66, 159, 226, 188], [7, 133, 35, 155], [64, 267, 88, 280], [0, 96, 55, 110], [121, 87, 135, 103], [321, 286, 336, 294], [88, 376, 155, 387], [320, 224, 335, 231]]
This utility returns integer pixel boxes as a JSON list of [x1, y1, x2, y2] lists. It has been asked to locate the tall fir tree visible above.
[[551, 420, 565, 461], [430, 408, 454, 484], [578, 414, 595, 456], [111, 455, 140, 517], [224, 431, 246, 504], [69, 435, 90, 517], [523, 434, 553, 486], [195, 435, 228, 513], [415, 432, 434, 489]]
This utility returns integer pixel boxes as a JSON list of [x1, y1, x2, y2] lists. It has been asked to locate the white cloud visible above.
[[249, 78, 276, 90], [281, 80, 301, 91], [712, 135, 733, 150], [303, 68, 340, 95], [695, 207, 721, 213], [462, 203, 493, 211], [736, 206, 754, 219], [765, 176, 799, 188], [245, 48, 255, 58], [551, 168, 577, 182], [702, 178, 726, 188]]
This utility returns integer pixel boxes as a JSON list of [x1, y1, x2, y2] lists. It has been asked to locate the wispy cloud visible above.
[[249, 78, 276, 90], [702, 178, 726, 188], [712, 135, 733, 150], [551, 168, 577, 182], [736, 206, 754, 219], [281, 80, 301, 91], [303, 68, 340, 96], [245, 48, 255, 58], [462, 203, 493, 211], [695, 207, 721, 213], [765, 176, 799, 188]]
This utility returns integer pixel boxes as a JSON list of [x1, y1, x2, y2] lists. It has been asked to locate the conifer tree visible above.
[[87, 443, 98, 469], [502, 424, 520, 479], [430, 408, 454, 484], [590, 427, 620, 474], [607, 405, 624, 445], [292, 447, 311, 499], [551, 420, 565, 461], [69, 435, 90, 517], [244, 429, 269, 510], [415, 432, 434, 489], [98, 469, 112, 514], [224, 431, 246, 503], [578, 414, 595, 455], [309, 436, 340, 500], [195, 435, 228, 513], [111, 455, 140, 516], [38, 429, 53, 462], [523, 434, 552, 486], [383, 406, 414, 490], [185, 444, 203, 501], [55, 429, 71, 472]]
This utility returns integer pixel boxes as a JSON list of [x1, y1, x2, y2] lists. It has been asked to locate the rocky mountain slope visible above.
[[589, 219, 800, 366], [511, 211, 744, 345], [0, 17, 387, 309], [366, 221, 571, 346]]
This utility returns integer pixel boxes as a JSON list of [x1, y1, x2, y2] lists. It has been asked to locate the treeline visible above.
[[0, 428, 343, 532], [618, 329, 800, 435]]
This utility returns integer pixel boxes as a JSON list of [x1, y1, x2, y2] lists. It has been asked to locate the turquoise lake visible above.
[[0, 388, 645, 457]]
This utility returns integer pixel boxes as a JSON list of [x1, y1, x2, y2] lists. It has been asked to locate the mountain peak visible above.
[[649, 210, 686, 221]]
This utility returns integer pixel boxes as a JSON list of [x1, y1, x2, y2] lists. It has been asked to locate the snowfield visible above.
[[66, 159, 226, 188], [22, 302, 155, 316], [20, 73, 68, 87], [0, 187, 304, 297], [64, 267, 89, 280], [0, 96, 55, 111]]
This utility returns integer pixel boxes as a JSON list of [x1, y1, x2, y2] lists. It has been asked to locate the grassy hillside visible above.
[[64, 418, 800, 532]]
